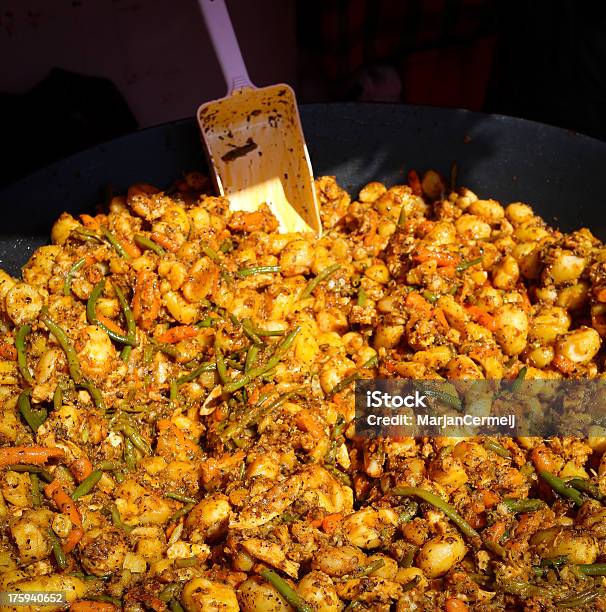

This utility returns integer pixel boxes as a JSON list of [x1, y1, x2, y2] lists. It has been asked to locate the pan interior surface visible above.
[[1, 103, 605, 276]]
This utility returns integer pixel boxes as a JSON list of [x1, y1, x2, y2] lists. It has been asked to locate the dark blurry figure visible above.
[[489, 0, 606, 140], [297, 0, 498, 110], [0, 69, 137, 186]]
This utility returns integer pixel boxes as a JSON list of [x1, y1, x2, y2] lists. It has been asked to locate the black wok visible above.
[[1, 103, 605, 277]]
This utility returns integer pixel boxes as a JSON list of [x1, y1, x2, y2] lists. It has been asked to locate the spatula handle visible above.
[[198, 0, 253, 94]]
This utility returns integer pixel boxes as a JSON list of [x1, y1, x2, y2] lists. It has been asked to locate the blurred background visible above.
[[1, 0, 605, 186]]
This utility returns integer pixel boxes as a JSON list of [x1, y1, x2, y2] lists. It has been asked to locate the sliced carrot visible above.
[[321, 513, 343, 534], [481, 489, 500, 508], [69, 457, 93, 482], [445, 597, 469, 612], [405, 291, 432, 314], [407, 169, 422, 196], [0, 446, 65, 467], [432, 307, 449, 331], [594, 286, 606, 303], [465, 305, 496, 331], [71, 602, 117, 612], [97, 314, 126, 335], [295, 410, 325, 440], [310, 518, 323, 528], [413, 248, 460, 268], [132, 270, 161, 330], [44, 480, 83, 527], [165, 522, 177, 539], [552, 353, 575, 374], [63, 527, 84, 553], [156, 325, 199, 344], [79, 214, 100, 230], [121, 240, 141, 259], [0, 343, 17, 360], [151, 231, 180, 253]]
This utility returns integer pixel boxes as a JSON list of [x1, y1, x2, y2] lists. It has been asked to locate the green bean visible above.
[[566, 478, 605, 502], [53, 382, 65, 411], [397, 206, 407, 227], [324, 464, 352, 487], [299, 264, 341, 300], [134, 234, 165, 256], [510, 366, 528, 393], [88, 595, 123, 605], [576, 563, 606, 576], [221, 389, 298, 441], [455, 256, 483, 273], [539, 470, 583, 506], [30, 473, 42, 507], [165, 492, 197, 504], [219, 238, 234, 253], [393, 487, 480, 544], [245, 344, 259, 373], [362, 355, 379, 368], [170, 502, 195, 523], [80, 380, 106, 412], [63, 257, 86, 296], [175, 557, 197, 568], [114, 470, 125, 484], [215, 343, 229, 385], [47, 527, 68, 569], [87, 280, 136, 346], [241, 318, 263, 346], [236, 265, 281, 278], [357, 286, 367, 306], [176, 361, 217, 385], [414, 383, 462, 410], [71, 227, 104, 243], [123, 437, 137, 469], [201, 243, 223, 265], [502, 498, 546, 513], [169, 379, 179, 405], [72, 470, 102, 500], [196, 316, 217, 328], [422, 290, 438, 303], [222, 326, 301, 393], [329, 371, 361, 397], [6, 464, 52, 482], [18, 389, 47, 432], [149, 338, 181, 358], [250, 325, 285, 337], [117, 421, 152, 456], [96, 461, 122, 471], [15, 324, 33, 385], [40, 308, 83, 384], [260, 568, 313, 612], [159, 584, 180, 603], [169, 600, 185, 612], [484, 439, 512, 459], [556, 586, 604, 608], [354, 559, 385, 579], [108, 503, 133, 533], [101, 226, 131, 260], [120, 345, 132, 362], [501, 580, 553, 598]]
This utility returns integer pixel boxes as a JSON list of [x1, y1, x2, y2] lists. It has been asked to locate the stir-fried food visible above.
[[1, 170, 606, 611]]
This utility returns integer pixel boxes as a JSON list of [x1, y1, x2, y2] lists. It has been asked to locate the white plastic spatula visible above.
[[197, 0, 322, 236]]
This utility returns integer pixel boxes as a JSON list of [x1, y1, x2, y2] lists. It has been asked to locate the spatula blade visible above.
[[197, 84, 321, 235]]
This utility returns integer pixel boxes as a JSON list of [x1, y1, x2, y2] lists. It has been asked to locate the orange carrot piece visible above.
[[432, 307, 449, 331], [408, 169, 422, 196], [481, 489, 500, 508], [71, 602, 117, 612], [96, 314, 126, 335], [0, 343, 17, 360], [63, 527, 84, 553], [465, 305, 496, 331], [321, 513, 343, 534], [121, 240, 141, 259], [79, 214, 100, 230], [310, 518, 323, 528], [0, 446, 65, 467], [156, 325, 199, 344], [413, 248, 460, 267], [445, 598, 469, 612], [405, 291, 432, 314], [70, 457, 93, 482], [44, 480, 82, 527]]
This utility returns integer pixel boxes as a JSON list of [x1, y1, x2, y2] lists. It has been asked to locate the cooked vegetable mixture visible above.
[[1, 170, 606, 611]]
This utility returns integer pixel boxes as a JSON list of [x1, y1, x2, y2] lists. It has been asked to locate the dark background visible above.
[[1, 0, 605, 187]]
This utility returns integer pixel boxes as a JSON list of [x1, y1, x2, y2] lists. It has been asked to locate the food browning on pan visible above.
[[1, 170, 606, 610]]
